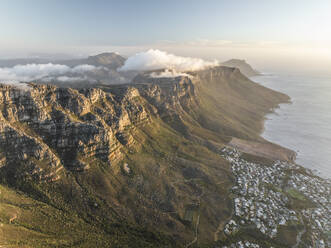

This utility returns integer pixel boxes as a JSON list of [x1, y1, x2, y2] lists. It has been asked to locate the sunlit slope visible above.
[[158, 66, 290, 144], [0, 66, 292, 247]]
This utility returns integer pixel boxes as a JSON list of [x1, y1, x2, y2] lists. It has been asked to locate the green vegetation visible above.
[[286, 188, 315, 209], [275, 222, 304, 247], [286, 188, 306, 201], [0, 67, 293, 247]]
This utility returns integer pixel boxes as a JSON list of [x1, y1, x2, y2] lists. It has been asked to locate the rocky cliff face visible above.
[[0, 66, 293, 247], [0, 65, 204, 179], [0, 83, 151, 182]]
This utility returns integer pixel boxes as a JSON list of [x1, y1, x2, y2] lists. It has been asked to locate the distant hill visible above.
[[57, 52, 126, 70], [0, 53, 129, 86], [221, 59, 260, 77], [0, 52, 126, 70]]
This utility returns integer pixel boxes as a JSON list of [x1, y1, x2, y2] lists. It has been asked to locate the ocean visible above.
[[251, 74, 331, 179]]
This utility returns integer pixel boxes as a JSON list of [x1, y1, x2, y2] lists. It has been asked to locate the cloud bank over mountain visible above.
[[0, 63, 98, 85], [149, 69, 192, 78], [119, 49, 219, 72]]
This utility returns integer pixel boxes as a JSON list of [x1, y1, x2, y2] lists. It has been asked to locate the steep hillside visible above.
[[0, 66, 325, 248]]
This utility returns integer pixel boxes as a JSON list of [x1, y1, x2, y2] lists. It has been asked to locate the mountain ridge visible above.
[[0, 66, 328, 247], [221, 59, 260, 77]]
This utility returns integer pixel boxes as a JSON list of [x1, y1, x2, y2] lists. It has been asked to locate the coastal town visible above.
[[220, 147, 331, 248]]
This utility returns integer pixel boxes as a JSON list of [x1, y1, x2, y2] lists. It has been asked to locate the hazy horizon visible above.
[[0, 2, 330, 246], [1, 0, 330, 76]]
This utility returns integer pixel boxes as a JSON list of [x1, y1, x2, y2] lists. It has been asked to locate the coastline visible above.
[[252, 74, 331, 179], [228, 75, 297, 163], [261, 101, 297, 161], [222, 77, 331, 246], [258, 73, 331, 179]]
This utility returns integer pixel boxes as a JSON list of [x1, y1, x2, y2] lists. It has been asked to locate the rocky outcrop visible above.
[[0, 66, 296, 247], [0, 83, 150, 181], [0, 66, 287, 182]]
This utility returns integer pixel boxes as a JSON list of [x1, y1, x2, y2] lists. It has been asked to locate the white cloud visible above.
[[72, 64, 97, 73], [0, 63, 97, 85], [118, 49, 219, 72], [56, 76, 87, 82], [0, 80, 30, 90], [149, 69, 192, 78]]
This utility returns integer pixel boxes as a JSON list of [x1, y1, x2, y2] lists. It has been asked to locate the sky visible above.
[[0, 0, 330, 75]]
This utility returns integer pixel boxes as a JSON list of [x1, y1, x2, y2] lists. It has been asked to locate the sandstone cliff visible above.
[[0, 66, 291, 247]]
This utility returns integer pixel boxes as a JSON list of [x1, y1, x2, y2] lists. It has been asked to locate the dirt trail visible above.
[[9, 214, 17, 223], [185, 192, 203, 248]]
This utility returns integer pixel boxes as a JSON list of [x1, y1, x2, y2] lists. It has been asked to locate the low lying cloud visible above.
[[0, 63, 98, 86], [118, 49, 219, 72], [149, 69, 192, 78], [0, 81, 30, 90], [71, 64, 97, 73], [47, 76, 92, 82]]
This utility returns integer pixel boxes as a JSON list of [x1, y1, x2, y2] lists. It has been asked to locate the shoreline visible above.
[[252, 75, 330, 179], [228, 75, 297, 163]]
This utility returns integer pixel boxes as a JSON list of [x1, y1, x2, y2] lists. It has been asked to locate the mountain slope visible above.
[[0, 66, 324, 247], [222, 59, 260, 77]]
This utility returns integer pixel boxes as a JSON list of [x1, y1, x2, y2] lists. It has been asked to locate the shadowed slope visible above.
[[0, 66, 292, 247]]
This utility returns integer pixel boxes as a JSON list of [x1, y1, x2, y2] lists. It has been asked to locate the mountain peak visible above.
[[86, 52, 126, 69], [88, 52, 123, 59], [221, 59, 260, 77]]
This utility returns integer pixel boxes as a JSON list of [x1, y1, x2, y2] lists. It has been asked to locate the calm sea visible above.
[[251, 74, 331, 179]]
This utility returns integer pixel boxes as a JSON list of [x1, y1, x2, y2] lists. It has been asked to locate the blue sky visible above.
[[1, 0, 330, 46], [0, 0, 330, 74]]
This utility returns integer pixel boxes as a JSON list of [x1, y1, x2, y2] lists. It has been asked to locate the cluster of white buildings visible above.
[[288, 171, 330, 247], [224, 219, 239, 236], [220, 147, 331, 247], [222, 240, 261, 248]]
